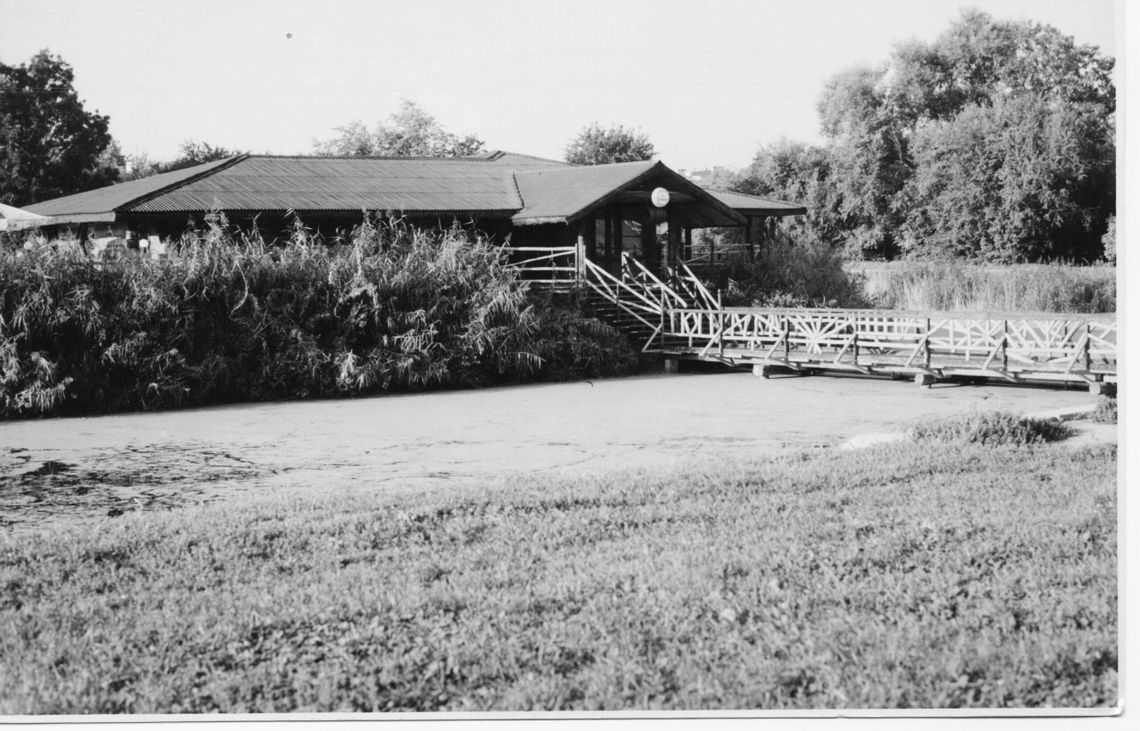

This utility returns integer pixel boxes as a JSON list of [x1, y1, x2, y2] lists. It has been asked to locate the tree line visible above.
[[732, 10, 1115, 263], [0, 10, 1114, 263], [0, 54, 653, 205]]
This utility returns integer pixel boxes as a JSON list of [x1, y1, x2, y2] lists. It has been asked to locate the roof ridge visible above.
[[120, 155, 250, 213], [508, 171, 525, 209], [492, 150, 571, 166], [513, 159, 657, 176], [246, 153, 504, 162]]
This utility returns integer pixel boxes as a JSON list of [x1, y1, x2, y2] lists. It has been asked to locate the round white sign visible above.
[[650, 187, 670, 208]]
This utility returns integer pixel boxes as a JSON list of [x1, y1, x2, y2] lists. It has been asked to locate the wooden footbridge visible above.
[[505, 245, 1118, 393]]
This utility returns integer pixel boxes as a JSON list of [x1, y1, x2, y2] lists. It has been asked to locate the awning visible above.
[[0, 202, 52, 231]]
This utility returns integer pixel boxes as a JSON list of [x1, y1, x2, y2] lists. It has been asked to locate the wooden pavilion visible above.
[[22, 150, 805, 275]]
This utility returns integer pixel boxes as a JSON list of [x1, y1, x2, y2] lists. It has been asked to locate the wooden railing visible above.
[[504, 245, 1117, 387], [662, 306, 1117, 385], [500, 245, 579, 289]]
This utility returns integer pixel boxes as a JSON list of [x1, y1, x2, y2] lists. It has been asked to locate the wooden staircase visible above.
[[577, 252, 710, 353]]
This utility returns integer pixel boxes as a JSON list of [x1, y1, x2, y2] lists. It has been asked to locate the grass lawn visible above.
[[0, 439, 1117, 713]]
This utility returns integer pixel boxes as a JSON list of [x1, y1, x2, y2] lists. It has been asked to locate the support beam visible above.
[[640, 212, 658, 272], [582, 215, 597, 260], [667, 209, 682, 269], [617, 190, 697, 205]]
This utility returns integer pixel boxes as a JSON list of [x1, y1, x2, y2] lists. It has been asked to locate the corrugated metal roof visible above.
[[130, 156, 523, 213], [25, 157, 238, 216], [23, 151, 805, 226], [511, 161, 750, 227], [477, 150, 572, 168], [705, 189, 806, 216], [512, 161, 658, 223]]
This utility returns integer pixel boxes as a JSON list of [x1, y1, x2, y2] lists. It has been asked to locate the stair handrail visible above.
[[580, 256, 662, 314], [619, 252, 692, 309], [676, 261, 719, 310]]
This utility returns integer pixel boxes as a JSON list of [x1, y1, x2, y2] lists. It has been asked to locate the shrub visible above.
[[909, 411, 1073, 446], [721, 233, 869, 308], [0, 218, 631, 419], [1091, 398, 1117, 425], [1100, 216, 1116, 264], [526, 304, 638, 381]]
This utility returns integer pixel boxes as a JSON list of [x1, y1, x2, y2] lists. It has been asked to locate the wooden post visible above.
[[604, 207, 615, 270], [583, 215, 597, 261], [683, 227, 693, 262], [1084, 322, 1092, 371], [640, 212, 657, 273], [924, 317, 932, 369], [717, 288, 725, 359], [667, 209, 682, 270], [576, 234, 586, 289], [1002, 320, 1008, 372]]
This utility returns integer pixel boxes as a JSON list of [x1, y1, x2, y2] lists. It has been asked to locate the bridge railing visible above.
[[662, 306, 1116, 380]]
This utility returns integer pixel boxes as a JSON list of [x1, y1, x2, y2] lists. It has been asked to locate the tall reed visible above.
[[0, 218, 633, 419], [851, 261, 1116, 313]]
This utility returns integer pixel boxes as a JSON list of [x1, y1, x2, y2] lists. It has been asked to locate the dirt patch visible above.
[[0, 373, 1108, 534], [0, 444, 270, 530]]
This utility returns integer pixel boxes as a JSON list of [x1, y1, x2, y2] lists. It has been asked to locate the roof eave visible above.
[[511, 216, 569, 226], [734, 207, 808, 217], [37, 213, 119, 226]]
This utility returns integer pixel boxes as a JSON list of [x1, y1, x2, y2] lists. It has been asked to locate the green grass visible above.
[[0, 441, 1116, 713]]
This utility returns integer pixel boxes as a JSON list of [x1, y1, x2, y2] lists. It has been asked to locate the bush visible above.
[[526, 304, 638, 381], [909, 411, 1073, 446], [721, 233, 869, 308], [1101, 216, 1116, 264], [0, 218, 631, 419], [1091, 398, 1117, 425]]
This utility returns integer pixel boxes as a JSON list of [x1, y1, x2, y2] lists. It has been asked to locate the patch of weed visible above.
[[909, 411, 1073, 446]]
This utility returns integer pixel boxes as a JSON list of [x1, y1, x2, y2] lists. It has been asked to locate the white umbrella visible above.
[[0, 202, 51, 231]]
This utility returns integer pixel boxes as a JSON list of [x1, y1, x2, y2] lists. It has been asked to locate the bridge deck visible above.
[[652, 307, 1116, 388]]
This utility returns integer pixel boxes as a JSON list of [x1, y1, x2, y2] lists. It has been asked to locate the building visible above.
[[24, 151, 804, 274]]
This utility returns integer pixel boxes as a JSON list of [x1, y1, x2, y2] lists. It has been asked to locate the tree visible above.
[[118, 140, 244, 181], [803, 10, 1114, 261], [731, 139, 846, 248], [564, 123, 655, 165], [313, 100, 484, 157], [0, 50, 120, 205], [158, 140, 244, 172], [901, 95, 1113, 262]]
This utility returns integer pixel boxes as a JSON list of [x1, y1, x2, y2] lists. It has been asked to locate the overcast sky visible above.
[[0, 0, 1120, 171]]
